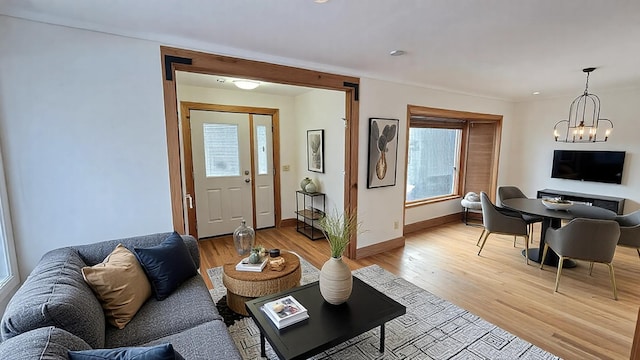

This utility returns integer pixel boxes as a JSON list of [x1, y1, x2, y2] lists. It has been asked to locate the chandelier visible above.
[[553, 67, 613, 143]]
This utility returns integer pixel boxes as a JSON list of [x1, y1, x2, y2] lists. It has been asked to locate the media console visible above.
[[537, 189, 625, 215]]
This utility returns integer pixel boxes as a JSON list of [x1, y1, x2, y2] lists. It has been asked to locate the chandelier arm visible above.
[[553, 120, 569, 142], [590, 93, 601, 123], [568, 95, 582, 126], [601, 118, 613, 128]]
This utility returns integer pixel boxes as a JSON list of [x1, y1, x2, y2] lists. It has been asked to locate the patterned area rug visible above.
[[208, 259, 561, 360]]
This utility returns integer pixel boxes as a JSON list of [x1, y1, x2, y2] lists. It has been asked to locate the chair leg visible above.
[[529, 224, 535, 244], [589, 262, 594, 276], [524, 235, 529, 265], [607, 263, 618, 300], [476, 229, 486, 246], [477, 231, 490, 256], [554, 257, 565, 293], [513, 235, 517, 247], [540, 244, 549, 270], [637, 248, 640, 258]]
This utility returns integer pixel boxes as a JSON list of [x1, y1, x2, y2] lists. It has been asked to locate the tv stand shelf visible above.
[[537, 189, 625, 215]]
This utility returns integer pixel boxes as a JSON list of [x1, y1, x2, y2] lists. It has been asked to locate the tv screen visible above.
[[551, 150, 625, 184]]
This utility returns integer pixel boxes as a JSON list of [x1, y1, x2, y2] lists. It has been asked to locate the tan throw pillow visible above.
[[82, 244, 152, 329]]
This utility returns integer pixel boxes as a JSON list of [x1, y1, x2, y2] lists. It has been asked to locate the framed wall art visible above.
[[367, 118, 399, 188], [307, 129, 324, 173]]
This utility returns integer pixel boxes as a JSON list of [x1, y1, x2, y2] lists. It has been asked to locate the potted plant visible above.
[[318, 208, 359, 305]]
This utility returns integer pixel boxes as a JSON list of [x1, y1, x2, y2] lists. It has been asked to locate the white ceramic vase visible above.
[[319, 257, 353, 305], [304, 181, 317, 193], [300, 177, 312, 191]]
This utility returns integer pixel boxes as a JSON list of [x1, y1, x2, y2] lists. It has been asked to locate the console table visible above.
[[536, 189, 625, 215], [295, 191, 325, 240]]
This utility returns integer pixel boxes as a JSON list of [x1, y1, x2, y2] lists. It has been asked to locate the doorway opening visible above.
[[180, 102, 281, 239], [160, 47, 360, 258]]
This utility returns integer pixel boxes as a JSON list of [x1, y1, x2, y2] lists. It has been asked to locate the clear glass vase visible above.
[[233, 219, 255, 256]]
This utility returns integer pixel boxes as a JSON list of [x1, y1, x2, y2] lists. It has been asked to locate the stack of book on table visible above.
[[261, 295, 308, 329], [235, 257, 267, 272]]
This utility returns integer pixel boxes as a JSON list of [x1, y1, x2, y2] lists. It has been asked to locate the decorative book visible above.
[[261, 295, 309, 329], [235, 257, 268, 272]]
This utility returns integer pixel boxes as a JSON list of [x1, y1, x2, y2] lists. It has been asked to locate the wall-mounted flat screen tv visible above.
[[551, 150, 625, 184]]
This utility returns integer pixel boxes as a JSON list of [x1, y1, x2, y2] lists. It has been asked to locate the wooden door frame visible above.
[[180, 102, 281, 239], [161, 46, 360, 258]]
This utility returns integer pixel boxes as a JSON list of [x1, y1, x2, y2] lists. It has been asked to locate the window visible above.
[[0, 148, 19, 306], [406, 124, 462, 202], [203, 123, 240, 177], [405, 105, 502, 207], [256, 125, 268, 175]]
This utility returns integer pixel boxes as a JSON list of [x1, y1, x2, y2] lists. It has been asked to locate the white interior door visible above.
[[253, 115, 275, 229], [190, 110, 253, 237]]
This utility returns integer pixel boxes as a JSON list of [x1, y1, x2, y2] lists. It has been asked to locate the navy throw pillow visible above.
[[134, 232, 197, 300], [68, 343, 184, 360]]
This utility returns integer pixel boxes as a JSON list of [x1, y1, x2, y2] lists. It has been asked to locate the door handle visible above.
[[185, 194, 194, 209], [245, 178, 251, 183]]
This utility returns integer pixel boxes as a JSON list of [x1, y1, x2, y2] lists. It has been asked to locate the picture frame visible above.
[[367, 118, 399, 188], [307, 129, 324, 173]]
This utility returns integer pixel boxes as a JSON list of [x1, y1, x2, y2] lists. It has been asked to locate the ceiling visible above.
[[175, 72, 313, 97], [2, 0, 640, 101]]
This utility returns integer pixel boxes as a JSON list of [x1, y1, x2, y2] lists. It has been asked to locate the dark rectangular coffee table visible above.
[[245, 276, 406, 360]]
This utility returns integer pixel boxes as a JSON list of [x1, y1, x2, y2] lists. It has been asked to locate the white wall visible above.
[[357, 78, 516, 248], [294, 90, 345, 213], [7, 15, 635, 286], [176, 84, 299, 219], [0, 16, 520, 276], [0, 17, 173, 280], [513, 86, 640, 212]]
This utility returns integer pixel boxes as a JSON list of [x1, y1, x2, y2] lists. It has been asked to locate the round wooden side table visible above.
[[222, 252, 301, 316]]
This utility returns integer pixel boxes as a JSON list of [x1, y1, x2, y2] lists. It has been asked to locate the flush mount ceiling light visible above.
[[314, 0, 329, 3], [553, 67, 613, 143], [389, 50, 405, 56], [233, 80, 260, 90]]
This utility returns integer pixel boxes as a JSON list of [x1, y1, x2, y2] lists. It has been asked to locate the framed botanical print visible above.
[[367, 118, 399, 188], [307, 129, 324, 173]]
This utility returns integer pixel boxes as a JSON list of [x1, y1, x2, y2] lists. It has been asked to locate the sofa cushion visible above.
[[82, 244, 152, 329], [105, 275, 221, 348], [69, 343, 184, 360], [0, 248, 106, 348], [0, 326, 91, 360], [73, 233, 200, 269], [144, 321, 241, 360], [134, 232, 197, 300]]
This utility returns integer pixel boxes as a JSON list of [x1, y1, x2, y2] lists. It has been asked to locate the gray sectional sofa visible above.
[[0, 232, 241, 359]]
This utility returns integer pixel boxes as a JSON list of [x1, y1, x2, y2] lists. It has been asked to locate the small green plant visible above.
[[319, 208, 360, 258]]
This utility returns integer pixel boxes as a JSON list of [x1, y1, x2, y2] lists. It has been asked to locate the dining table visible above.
[[501, 198, 617, 267]]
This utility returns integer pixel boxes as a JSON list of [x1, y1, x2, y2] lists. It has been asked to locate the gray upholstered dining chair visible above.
[[614, 210, 640, 259], [477, 192, 530, 265], [541, 218, 621, 300], [498, 186, 543, 246]]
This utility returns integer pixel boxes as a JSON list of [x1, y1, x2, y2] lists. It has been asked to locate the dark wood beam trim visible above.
[[343, 82, 359, 101], [164, 55, 192, 81]]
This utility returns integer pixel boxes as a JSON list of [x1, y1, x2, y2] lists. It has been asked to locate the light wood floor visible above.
[[197, 221, 640, 360]]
